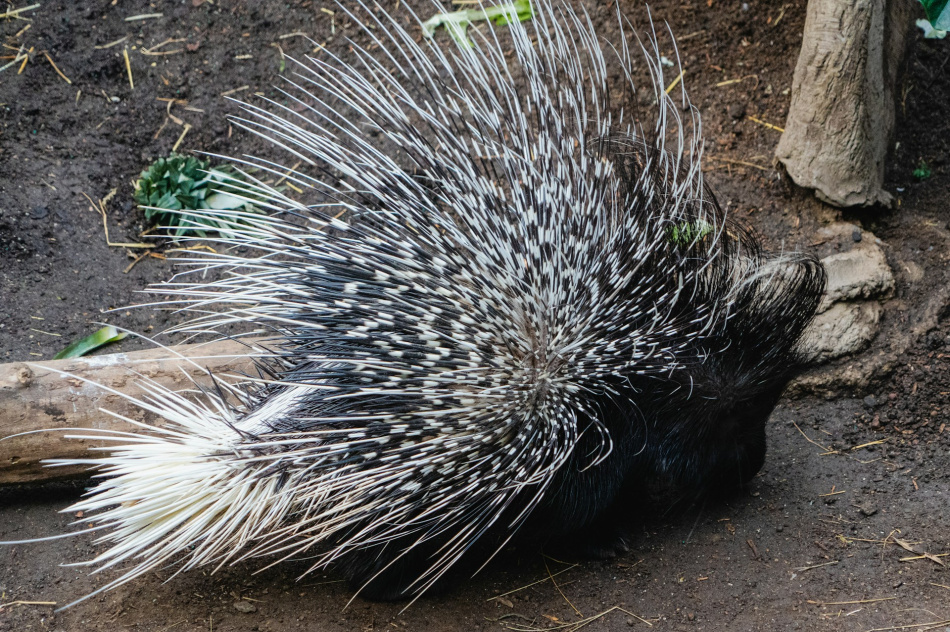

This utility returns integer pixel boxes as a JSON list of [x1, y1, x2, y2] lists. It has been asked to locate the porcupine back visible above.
[[24, 0, 823, 606]]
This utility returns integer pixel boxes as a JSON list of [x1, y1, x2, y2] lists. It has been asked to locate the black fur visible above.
[[334, 235, 825, 601]]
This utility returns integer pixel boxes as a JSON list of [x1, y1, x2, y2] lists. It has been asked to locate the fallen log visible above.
[[0, 339, 263, 485]]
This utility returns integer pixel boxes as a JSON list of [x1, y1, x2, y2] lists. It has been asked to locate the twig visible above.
[[94, 36, 128, 50], [17, 48, 30, 73], [664, 69, 685, 95], [544, 557, 581, 617], [792, 422, 838, 453], [747, 116, 784, 132], [706, 155, 769, 172], [29, 328, 61, 337], [42, 51, 72, 84], [488, 564, 579, 601], [220, 85, 250, 97], [893, 538, 946, 565], [795, 560, 838, 572], [153, 116, 169, 140], [0, 44, 27, 73], [677, 30, 705, 41], [0, 3, 41, 19], [715, 74, 759, 88], [171, 122, 192, 152], [123, 47, 134, 89], [0, 600, 57, 612], [851, 439, 886, 451], [493, 606, 653, 631], [141, 38, 186, 55], [864, 621, 950, 632], [125, 13, 163, 21], [82, 191, 154, 249], [808, 597, 895, 606]]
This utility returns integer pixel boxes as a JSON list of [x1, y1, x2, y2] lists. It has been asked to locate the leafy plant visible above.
[[913, 160, 933, 181], [422, 0, 534, 48], [668, 220, 713, 246], [134, 153, 266, 237]]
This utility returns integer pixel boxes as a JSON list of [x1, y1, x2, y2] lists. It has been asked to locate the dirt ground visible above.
[[1, 0, 949, 630]]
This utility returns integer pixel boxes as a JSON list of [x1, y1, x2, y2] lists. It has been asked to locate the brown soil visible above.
[[1, 1, 949, 631]]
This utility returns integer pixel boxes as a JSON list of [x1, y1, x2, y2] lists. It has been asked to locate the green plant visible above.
[[134, 153, 266, 237], [913, 160, 933, 181], [919, 0, 949, 30], [422, 0, 534, 48], [667, 219, 713, 246]]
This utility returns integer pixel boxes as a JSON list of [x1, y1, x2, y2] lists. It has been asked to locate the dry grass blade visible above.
[[0, 3, 41, 19]]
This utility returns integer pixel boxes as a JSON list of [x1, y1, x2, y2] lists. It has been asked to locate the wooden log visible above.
[[0, 339, 263, 485]]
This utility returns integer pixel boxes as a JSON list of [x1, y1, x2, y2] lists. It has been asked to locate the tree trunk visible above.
[[0, 340, 262, 485], [775, 0, 915, 208]]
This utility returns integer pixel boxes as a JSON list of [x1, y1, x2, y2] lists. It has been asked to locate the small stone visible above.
[[626, 618, 636, 627], [687, 612, 696, 621], [233, 601, 257, 614], [728, 103, 746, 120], [925, 330, 944, 350], [863, 395, 877, 408], [858, 503, 878, 517], [852, 227, 862, 242]]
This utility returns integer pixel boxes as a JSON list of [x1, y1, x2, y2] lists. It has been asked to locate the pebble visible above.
[[233, 601, 258, 614]]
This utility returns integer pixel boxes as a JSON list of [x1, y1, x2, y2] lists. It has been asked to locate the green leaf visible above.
[[913, 160, 933, 181], [667, 220, 713, 246], [919, 0, 950, 30], [53, 326, 128, 360], [423, 0, 534, 48], [205, 191, 248, 210]]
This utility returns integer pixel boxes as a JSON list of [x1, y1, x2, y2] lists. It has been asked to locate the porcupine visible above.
[[16, 0, 824, 605]]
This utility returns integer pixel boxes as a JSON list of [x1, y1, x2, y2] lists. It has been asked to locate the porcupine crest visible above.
[[19, 0, 770, 606]]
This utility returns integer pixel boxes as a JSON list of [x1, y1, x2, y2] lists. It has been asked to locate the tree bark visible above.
[[0, 340, 262, 485], [775, 0, 915, 208]]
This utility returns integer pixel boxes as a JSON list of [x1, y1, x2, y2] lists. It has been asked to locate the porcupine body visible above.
[[34, 0, 823, 605]]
